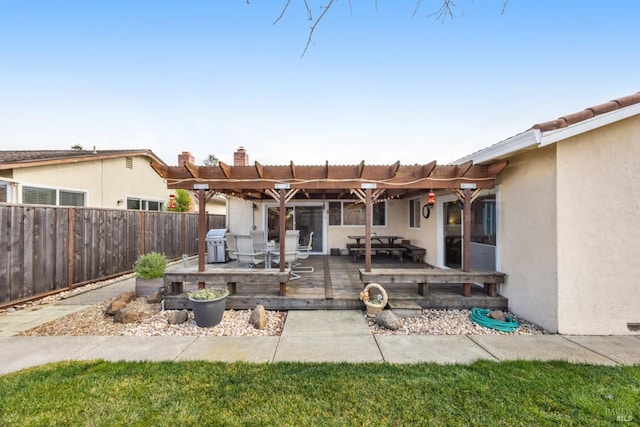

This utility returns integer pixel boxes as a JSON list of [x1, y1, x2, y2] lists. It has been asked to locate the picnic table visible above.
[[347, 235, 406, 263]]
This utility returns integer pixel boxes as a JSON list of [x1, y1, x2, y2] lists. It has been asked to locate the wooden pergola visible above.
[[152, 159, 508, 276]]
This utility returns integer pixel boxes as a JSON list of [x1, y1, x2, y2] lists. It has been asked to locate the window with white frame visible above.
[[126, 197, 164, 211], [409, 197, 421, 228], [0, 183, 7, 203], [22, 186, 57, 205], [22, 186, 86, 206], [59, 190, 85, 207], [328, 200, 386, 226]]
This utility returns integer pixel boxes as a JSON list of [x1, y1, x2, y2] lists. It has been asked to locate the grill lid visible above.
[[206, 228, 228, 239]]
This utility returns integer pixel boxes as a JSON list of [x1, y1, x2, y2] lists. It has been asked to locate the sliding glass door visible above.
[[442, 194, 497, 270], [267, 205, 323, 253]]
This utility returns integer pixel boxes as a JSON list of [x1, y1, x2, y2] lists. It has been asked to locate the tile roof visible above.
[[532, 92, 640, 131]]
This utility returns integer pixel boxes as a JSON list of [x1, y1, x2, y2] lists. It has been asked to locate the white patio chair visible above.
[[225, 231, 237, 261], [271, 233, 300, 280], [293, 231, 314, 273], [234, 234, 265, 268], [251, 230, 266, 252]]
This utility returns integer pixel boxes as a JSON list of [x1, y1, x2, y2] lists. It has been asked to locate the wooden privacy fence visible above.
[[0, 204, 225, 306]]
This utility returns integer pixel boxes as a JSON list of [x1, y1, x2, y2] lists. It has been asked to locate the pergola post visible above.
[[197, 188, 206, 289], [279, 188, 286, 272], [365, 187, 372, 272], [462, 187, 472, 296]]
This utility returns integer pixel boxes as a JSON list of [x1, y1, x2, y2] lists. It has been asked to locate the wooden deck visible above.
[[164, 255, 508, 311]]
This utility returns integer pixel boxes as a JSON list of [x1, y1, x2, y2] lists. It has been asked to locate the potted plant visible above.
[[359, 283, 388, 317], [188, 288, 229, 327], [133, 252, 167, 302]]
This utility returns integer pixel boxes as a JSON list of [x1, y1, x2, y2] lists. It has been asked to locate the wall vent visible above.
[[126, 157, 133, 169], [627, 323, 640, 332]]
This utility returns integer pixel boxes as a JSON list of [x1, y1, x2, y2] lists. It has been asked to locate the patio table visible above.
[[347, 235, 403, 247]]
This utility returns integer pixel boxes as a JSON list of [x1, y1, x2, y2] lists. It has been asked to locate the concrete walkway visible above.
[[1, 281, 640, 375]]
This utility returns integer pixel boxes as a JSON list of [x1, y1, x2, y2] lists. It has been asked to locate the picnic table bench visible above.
[[165, 268, 292, 297], [400, 243, 426, 263], [347, 243, 406, 263], [359, 268, 506, 297]]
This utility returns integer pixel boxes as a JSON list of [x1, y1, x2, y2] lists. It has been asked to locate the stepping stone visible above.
[[388, 300, 423, 317]]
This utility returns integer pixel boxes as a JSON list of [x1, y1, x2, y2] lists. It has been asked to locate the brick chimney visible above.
[[234, 146, 249, 166], [178, 151, 194, 166]]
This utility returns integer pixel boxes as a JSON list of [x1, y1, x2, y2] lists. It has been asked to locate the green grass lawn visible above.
[[1, 360, 638, 426]]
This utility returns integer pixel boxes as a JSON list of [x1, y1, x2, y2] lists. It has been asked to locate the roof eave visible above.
[[453, 129, 541, 165], [0, 150, 168, 170], [539, 102, 640, 147], [455, 102, 640, 165]]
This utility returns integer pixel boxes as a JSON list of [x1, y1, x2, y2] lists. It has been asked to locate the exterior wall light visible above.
[[422, 190, 436, 218]]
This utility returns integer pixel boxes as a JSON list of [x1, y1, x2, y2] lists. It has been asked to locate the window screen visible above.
[[23, 186, 56, 205], [59, 190, 85, 207]]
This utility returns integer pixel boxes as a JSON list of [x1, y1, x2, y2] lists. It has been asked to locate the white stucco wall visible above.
[[12, 156, 171, 208], [556, 116, 640, 334], [227, 198, 259, 236], [496, 146, 559, 333]]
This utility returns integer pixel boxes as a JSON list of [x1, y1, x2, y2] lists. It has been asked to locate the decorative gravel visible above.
[[18, 300, 287, 337], [366, 309, 547, 336], [7, 278, 546, 337]]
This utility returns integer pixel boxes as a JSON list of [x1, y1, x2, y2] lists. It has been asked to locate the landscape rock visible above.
[[119, 291, 137, 304], [114, 308, 142, 324], [145, 292, 164, 304], [167, 310, 189, 325], [489, 310, 507, 322], [249, 304, 267, 329], [375, 310, 402, 330], [105, 300, 127, 316]]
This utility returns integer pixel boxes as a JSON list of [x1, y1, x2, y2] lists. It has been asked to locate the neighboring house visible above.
[[455, 92, 640, 335], [0, 149, 175, 210], [175, 151, 227, 215], [0, 149, 227, 214]]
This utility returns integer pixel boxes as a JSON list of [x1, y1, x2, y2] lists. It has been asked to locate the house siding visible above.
[[10, 156, 170, 208], [496, 145, 559, 333], [556, 116, 640, 334]]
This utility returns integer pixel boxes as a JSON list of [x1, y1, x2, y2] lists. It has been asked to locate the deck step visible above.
[[388, 300, 423, 317]]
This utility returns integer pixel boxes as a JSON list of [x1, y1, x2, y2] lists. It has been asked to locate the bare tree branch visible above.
[[426, 0, 458, 23], [273, 0, 293, 25], [412, 0, 424, 18], [501, 0, 509, 15], [266, 0, 510, 57], [303, 0, 312, 21], [301, 0, 334, 57]]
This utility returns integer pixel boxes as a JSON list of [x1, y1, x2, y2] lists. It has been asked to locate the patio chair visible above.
[[271, 233, 301, 280], [293, 231, 314, 273], [234, 234, 265, 268], [251, 230, 266, 252], [225, 231, 237, 261]]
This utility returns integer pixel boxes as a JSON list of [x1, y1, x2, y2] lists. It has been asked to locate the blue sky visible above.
[[1, 1, 638, 166]]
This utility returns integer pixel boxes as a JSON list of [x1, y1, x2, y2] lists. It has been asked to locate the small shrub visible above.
[[188, 288, 228, 300], [133, 252, 167, 279]]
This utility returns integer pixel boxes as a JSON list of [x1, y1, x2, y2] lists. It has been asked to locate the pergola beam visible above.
[[156, 157, 509, 275], [218, 161, 232, 179], [158, 160, 507, 202], [255, 161, 264, 178]]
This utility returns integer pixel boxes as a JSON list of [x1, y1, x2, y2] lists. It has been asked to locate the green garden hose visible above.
[[470, 307, 520, 332]]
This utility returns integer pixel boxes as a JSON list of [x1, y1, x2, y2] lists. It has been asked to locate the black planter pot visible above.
[[189, 295, 227, 328]]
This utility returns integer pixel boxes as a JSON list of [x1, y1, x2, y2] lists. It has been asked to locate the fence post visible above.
[[140, 211, 146, 255], [181, 213, 187, 255], [67, 208, 74, 289]]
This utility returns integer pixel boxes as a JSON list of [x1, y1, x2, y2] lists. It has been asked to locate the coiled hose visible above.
[[470, 307, 519, 332]]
